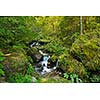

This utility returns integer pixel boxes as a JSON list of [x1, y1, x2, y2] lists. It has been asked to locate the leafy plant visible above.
[[23, 74, 33, 83], [8, 73, 33, 83], [71, 32, 100, 71], [26, 64, 34, 75], [0, 69, 5, 76], [0, 51, 5, 77], [0, 51, 5, 62], [90, 74, 100, 83], [64, 73, 82, 83]]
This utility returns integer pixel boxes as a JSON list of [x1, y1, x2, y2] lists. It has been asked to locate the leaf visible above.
[[0, 51, 4, 56], [0, 56, 5, 62], [0, 69, 5, 76], [0, 64, 3, 69]]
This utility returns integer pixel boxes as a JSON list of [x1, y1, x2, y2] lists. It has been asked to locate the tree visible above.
[[0, 16, 38, 48], [80, 16, 82, 35]]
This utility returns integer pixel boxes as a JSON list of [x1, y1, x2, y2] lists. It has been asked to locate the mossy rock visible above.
[[38, 74, 69, 83], [65, 56, 86, 78], [2, 49, 29, 80], [70, 32, 100, 71], [58, 52, 87, 79], [26, 47, 42, 63]]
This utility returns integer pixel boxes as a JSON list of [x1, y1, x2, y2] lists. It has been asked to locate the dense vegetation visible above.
[[0, 16, 100, 83]]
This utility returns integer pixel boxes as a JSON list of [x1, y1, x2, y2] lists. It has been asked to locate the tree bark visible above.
[[80, 16, 82, 35]]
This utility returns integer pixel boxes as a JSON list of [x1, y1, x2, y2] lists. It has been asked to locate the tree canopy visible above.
[[0, 16, 100, 83]]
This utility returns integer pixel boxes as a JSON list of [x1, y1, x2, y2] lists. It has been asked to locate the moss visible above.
[[39, 76, 69, 83], [71, 32, 100, 71], [2, 49, 30, 80], [65, 56, 87, 78]]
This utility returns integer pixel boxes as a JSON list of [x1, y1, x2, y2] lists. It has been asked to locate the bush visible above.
[[64, 73, 83, 83], [90, 74, 100, 83], [58, 53, 87, 78], [0, 51, 5, 62], [44, 40, 65, 56], [8, 73, 33, 83], [26, 64, 34, 75], [71, 32, 100, 71], [0, 51, 5, 77], [0, 64, 5, 76]]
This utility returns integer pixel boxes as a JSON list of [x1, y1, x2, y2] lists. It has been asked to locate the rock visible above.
[[0, 77, 6, 83], [26, 48, 42, 63], [70, 32, 100, 71], [31, 76, 37, 82], [2, 49, 30, 81]]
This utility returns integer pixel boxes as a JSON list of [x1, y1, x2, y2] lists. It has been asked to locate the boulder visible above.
[[70, 32, 100, 71]]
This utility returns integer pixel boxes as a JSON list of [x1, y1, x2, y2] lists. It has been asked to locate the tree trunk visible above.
[[80, 16, 82, 35]]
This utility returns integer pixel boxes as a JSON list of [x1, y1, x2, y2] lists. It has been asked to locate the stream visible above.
[[28, 40, 62, 76], [28, 40, 83, 83]]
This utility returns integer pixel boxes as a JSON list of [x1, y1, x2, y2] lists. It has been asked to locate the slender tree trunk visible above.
[[80, 16, 82, 35]]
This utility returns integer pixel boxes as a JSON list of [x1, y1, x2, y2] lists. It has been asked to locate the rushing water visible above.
[[35, 54, 58, 75], [29, 40, 58, 75]]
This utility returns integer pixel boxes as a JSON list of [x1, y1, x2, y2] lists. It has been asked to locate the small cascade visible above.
[[28, 40, 62, 75], [35, 50, 58, 75]]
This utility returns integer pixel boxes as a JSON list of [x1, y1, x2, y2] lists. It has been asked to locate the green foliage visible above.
[[64, 73, 82, 83], [0, 69, 5, 76], [38, 77, 69, 83], [0, 51, 5, 62], [0, 51, 5, 77], [26, 64, 34, 75], [45, 40, 65, 55], [0, 56, 5, 62], [9, 73, 32, 83], [58, 52, 87, 78], [59, 16, 80, 47], [0, 16, 37, 49], [90, 74, 100, 83], [71, 32, 100, 71], [0, 16, 100, 83], [23, 74, 33, 83]]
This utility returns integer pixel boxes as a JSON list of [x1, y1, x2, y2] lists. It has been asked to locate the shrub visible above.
[[0, 51, 5, 77], [8, 73, 33, 83], [26, 64, 34, 75], [59, 54, 87, 78], [0, 51, 5, 62], [71, 32, 100, 71], [90, 74, 100, 83], [64, 73, 83, 83]]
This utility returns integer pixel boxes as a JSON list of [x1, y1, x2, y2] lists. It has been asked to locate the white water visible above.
[[29, 41, 57, 75], [35, 59, 57, 75]]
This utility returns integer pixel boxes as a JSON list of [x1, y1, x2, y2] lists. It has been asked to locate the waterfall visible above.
[[29, 40, 59, 75], [35, 52, 58, 75]]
